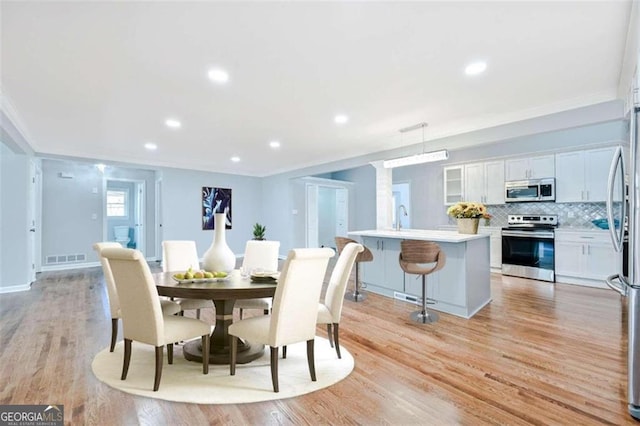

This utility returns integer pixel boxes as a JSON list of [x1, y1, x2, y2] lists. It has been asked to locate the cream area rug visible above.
[[91, 336, 354, 404]]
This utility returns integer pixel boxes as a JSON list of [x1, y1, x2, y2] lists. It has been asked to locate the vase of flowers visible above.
[[446, 202, 491, 234]]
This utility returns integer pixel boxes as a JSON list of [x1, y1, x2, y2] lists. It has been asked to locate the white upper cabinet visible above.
[[444, 166, 464, 205], [555, 147, 615, 202], [505, 155, 555, 180], [464, 160, 505, 204], [464, 163, 484, 202]]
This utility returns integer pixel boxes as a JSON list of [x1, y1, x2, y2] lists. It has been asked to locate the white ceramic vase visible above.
[[202, 213, 236, 273]]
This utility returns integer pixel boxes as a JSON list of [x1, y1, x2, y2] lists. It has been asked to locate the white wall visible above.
[[40, 160, 159, 268], [159, 167, 263, 258]]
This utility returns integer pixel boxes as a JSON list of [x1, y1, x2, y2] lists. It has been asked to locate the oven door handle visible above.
[[502, 230, 554, 239]]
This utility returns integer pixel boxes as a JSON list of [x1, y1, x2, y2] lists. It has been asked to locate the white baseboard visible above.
[[555, 275, 608, 289], [40, 261, 101, 272], [0, 283, 32, 293]]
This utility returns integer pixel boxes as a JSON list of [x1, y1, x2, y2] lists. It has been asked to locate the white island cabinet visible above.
[[348, 229, 491, 319]]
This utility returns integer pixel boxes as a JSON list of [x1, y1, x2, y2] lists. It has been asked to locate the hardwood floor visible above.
[[0, 263, 634, 425]]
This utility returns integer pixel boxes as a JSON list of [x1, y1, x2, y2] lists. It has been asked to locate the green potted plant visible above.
[[252, 223, 266, 240]]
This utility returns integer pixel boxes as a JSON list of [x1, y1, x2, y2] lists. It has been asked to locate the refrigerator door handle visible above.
[[606, 145, 625, 252], [606, 273, 627, 296]]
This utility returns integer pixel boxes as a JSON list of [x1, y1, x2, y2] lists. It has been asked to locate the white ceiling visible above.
[[0, 1, 633, 177]]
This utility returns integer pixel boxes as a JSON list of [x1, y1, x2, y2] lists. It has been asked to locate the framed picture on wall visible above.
[[202, 187, 232, 230]]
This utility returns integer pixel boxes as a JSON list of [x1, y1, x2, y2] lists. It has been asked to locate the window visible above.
[[107, 189, 128, 217]]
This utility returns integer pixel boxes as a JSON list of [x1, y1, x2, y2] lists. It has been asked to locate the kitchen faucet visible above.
[[396, 204, 408, 231]]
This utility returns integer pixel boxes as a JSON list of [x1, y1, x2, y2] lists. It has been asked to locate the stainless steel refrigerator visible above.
[[606, 89, 639, 420]]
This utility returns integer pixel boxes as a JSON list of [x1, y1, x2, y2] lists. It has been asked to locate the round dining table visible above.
[[154, 270, 277, 365]]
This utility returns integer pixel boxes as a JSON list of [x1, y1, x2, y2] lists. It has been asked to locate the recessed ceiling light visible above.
[[208, 68, 230, 84], [231, 156, 240, 162], [144, 142, 157, 151], [269, 140, 281, 149], [334, 114, 349, 124], [165, 119, 181, 129], [465, 61, 487, 75]]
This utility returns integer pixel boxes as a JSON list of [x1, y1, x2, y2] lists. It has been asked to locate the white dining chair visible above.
[[93, 242, 181, 352], [229, 247, 335, 392], [162, 240, 214, 319], [235, 240, 280, 319], [101, 247, 211, 391], [317, 242, 363, 358]]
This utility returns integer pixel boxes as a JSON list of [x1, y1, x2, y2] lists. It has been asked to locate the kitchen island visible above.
[[347, 229, 491, 319]]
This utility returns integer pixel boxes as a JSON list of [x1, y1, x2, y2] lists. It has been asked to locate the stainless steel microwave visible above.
[[505, 178, 555, 202]]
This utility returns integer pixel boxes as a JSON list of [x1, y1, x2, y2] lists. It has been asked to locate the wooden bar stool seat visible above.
[[335, 237, 373, 302], [399, 240, 446, 324]]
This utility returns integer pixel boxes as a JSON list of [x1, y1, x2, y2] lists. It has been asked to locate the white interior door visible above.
[[28, 160, 39, 281], [156, 178, 163, 259], [306, 184, 319, 247], [134, 181, 146, 255]]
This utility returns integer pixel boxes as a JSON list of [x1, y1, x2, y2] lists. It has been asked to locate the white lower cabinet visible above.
[[360, 237, 404, 292], [554, 230, 620, 285], [479, 227, 502, 269]]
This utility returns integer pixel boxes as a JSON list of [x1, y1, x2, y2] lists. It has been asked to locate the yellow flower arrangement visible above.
[[446, 201, 492, 219]]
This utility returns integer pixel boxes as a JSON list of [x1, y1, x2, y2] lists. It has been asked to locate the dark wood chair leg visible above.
[[333, 323, 341, 359], [270, 346, 279, 392], [326, 324, 334, 347], [202, 335, 209, 374], [121, 338, 132, 380], [110, 318, 118, 352], [167, 343, 173, 364], [230, 336, 237, 375], [153, 346, 163, 391], [239, 308, 244, 319], [307, 339, 316, 381], [282, 345, 287, 359], [196, 309, 201, 319]]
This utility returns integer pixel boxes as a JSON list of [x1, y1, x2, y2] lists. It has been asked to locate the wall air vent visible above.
[[45, 253, 87, 264], [393, 291, 422, 305]]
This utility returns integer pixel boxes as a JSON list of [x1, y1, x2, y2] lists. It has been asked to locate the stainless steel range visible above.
[[501, 214, 558, 282]]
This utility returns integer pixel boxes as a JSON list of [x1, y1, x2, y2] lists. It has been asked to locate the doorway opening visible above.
[[103, 179, 146, 254], [305, 181, 349, 249]]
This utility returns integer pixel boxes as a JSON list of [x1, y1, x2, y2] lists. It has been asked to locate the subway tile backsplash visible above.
[[448, 202, 608, 229]]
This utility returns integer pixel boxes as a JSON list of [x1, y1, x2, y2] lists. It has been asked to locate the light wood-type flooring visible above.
[[0, 262, 635, 425]]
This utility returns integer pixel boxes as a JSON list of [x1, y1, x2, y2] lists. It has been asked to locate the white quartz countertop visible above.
[[348, 229, 489, 243]]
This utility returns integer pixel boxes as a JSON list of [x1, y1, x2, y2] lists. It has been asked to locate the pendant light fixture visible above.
[[383, 122, 449, 168]]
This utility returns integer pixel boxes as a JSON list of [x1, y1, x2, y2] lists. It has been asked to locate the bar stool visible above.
[[335, 237, 373, 302], [399, 240, 446, 324]]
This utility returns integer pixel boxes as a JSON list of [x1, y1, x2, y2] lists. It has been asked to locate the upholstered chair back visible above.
[[323, 242, 364, 322], [93, 241, 126, 318], [101, 247, 164, 345], [269, 248, 334, 347], [399, 240, 446, 276], [242, 240, 280, 272], [162, 240, 200, 272]]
